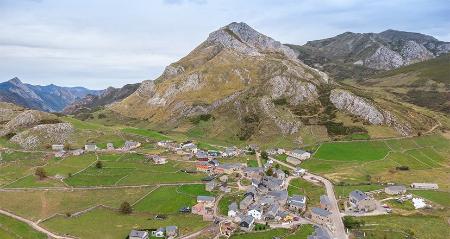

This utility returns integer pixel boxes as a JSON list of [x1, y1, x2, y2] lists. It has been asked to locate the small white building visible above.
[[84, 144, 97, 152], [106, 143, 114, 150], [129, 230, 149, 239], [51, 144, 64, 151], [411, 183, 438, 190], [287, 149, 311, 160], [247, 206, 263, 220]]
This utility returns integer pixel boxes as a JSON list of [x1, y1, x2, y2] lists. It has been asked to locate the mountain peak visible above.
[[8, 77, 22, 85], [205, 22, 298, 60]]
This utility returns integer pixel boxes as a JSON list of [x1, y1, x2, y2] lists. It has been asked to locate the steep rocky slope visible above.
[[10, 123, 74, 150], [0, 77, 101, 112], [110, 23, 435, 140], [63, 83, 140, 114], [287, 29, 450, 80], [111, 22, 331, 138]]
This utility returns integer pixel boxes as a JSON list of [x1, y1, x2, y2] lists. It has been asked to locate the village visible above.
[[45, 138, 441, 239]]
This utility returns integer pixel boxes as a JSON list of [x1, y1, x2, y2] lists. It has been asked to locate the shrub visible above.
[[97, 113, 107, 119], [396, 166, 409, 171], [35, 167, 47, 180], [260, 151, 268, 160], [4, 132, 16, 139], [190, 114, 212, 124], [272, 98, 288, 106], [39, 118, 62, 124], [119, 201, 132, 214], [343, 216, 364, 229], [95, 161, 103, 169]]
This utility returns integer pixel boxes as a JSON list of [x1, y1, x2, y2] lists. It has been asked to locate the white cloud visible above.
[[0, 0, 448, 89]]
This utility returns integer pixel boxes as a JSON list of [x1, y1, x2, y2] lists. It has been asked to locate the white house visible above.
[[84, 143, 97, 152], [247, 205, 263, 220], [287, 149, 311, 160], [51, 144, 64, 151]]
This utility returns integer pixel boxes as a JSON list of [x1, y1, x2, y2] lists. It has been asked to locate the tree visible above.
[[266, 168, 273, 176], [283, 169, 290, 176], [260, 151, 268, 160], [119, 201, 132, 214], [35, 167, 47, 180], [275, 164, 280, 169], [95, 161, 103, 169], [343, 216, 364, 229]]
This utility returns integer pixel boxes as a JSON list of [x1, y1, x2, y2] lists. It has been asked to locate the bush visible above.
[[75, 113, 94, 121], [190, 114, 212, 124], [97, 113, 107, 119], [4, 132, 16, 139], [272, 98, 288, 106], [343, 216, 364, 229], [260, 151, 268, 160], [35, 167, 47, 180], [119, 201, 132, 214], [396, 166, 409, 171], [95, 161, 103, 169], [39, 118, 62, 124]]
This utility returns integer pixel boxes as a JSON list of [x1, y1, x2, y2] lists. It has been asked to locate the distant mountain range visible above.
[[63, 83, 141, 114], [0, 77, 102, 112], [287, 29, 450, 80]]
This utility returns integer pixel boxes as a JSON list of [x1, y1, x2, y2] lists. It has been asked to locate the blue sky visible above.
[[0, 0, 449, 89]]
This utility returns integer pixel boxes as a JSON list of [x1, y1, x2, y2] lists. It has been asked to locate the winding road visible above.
[[270, 156, 348, 239]]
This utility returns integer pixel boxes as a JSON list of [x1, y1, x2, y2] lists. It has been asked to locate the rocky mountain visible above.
[[353, 53, 450, 114], [111, 22, 435, 140], [0, 77, 102, 112], [0, 102, 74, 149], [63, 83, 140, 114], [287, 29, 450, 80]]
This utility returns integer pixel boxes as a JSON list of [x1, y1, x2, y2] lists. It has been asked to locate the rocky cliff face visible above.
[[0, 77, 101, 112], [330, 89, 412, 135], [10, 123, 74, 149], [0, 109, 58, 137]]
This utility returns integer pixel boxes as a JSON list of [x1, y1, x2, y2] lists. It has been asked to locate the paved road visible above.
[[0, 209, 74, 239], [255, 152, 262, 167], [270, 156, 348, 239]]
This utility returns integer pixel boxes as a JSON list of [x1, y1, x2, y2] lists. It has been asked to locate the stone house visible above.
[[385, 185, 406, 195], [349, 190, 377, 212], [310, 207, 332, 225]]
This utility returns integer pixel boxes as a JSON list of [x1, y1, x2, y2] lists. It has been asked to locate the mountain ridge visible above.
[[110, 22, 436, 141], [287, 29, 450, 80], [0, 77, 102, 112]]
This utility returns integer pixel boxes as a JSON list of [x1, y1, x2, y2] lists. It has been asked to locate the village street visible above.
[[269, 156, 348, 239]]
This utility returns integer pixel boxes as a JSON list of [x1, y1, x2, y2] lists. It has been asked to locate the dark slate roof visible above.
[[349, 190, 368, 201], [129, 230, 148, 238], [311, 207, 332, 217]]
